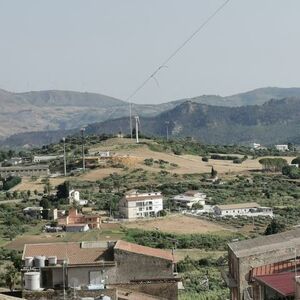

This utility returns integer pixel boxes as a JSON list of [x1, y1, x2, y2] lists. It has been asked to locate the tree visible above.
[[56, 181, 70, 199], [265, 219, 286, 235], [211, 167, 218, 178], [40, 197, 50, 209], [4, 265, 19, 291]]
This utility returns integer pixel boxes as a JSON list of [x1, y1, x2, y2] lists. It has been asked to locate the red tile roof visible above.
[[254, 272, 296, 296], [23, 242, 112, 265], [114, 240, 174, 262]]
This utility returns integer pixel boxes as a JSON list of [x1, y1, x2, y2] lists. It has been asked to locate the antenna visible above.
[[135, 116, 140, 144], [129, 103, 133, 140], [62, 137, 67, 177], [165, 121, 170, 141], [80, 127, 86, 172]]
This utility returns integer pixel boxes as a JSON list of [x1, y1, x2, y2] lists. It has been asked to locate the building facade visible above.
[[214, 203, 273, 218], [224, 228, 300, 300], [119, 190, 163, 219], [0, 165, 50, 178], [58, 208, 101, 230], [22, 240, 178, 299]]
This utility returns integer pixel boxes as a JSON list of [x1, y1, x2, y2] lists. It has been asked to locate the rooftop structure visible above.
[[275, 144, 289, 151], [22, 240, 178, 299], [225, 228, 300, 300]]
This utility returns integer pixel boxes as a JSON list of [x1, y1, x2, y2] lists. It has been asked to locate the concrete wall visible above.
[[235, 245, 300, 300], [114, 249, 173, 283], [67, 265, 116, 287]]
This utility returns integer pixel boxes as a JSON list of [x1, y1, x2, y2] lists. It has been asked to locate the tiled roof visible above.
[[229, 228, 300, 258], [114, 240, 173, 261], [254, 272, 295, 296], [216, 202, 260, 210], [23, 242, 113, 265]]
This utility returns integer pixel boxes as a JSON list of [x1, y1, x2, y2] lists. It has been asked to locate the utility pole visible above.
[[129, 102, 133, 140], [63, 137, 67, 177], [81, 127, 85, 172], [135, 116, 140, 144], [165, 121, 170, 141]]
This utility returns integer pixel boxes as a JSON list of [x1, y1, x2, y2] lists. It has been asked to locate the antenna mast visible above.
[[135, 116, 140, 144]]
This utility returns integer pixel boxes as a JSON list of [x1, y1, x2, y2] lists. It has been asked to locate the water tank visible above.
[[24, 272, 40, 291], [24, 257, 33, 268], [48, 256, 57, 266], [34, 256, 46, 268]]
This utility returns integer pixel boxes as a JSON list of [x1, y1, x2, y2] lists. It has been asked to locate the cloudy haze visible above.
[[1, 0, 300, 104]]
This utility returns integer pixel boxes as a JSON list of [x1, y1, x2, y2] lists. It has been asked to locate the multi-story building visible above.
[[224, 228, 300, 300], [0, 165, 50, 178], [173, 190, 206, 209], [119, 190, 163, 219], [22, 240, 179, 300], [213, 202, 273, 218], [58, 208, 101, 230]]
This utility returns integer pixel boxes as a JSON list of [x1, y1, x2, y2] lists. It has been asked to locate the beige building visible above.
[[22, 240, 178, 299], [119, 190, 163, 219]]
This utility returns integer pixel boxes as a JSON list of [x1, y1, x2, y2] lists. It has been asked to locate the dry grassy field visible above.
[[10, 138, 297, 191], [124, 214, 231, 235]]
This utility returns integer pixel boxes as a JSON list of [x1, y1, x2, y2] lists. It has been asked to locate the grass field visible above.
[[123, 214, 233, 235]]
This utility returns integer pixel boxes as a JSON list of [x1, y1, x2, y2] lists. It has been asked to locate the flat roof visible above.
[[215, 202, 260, 210], [23, 242, 113, 265], [229, 228, 300, 258]]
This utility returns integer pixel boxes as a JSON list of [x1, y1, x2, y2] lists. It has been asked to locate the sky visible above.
[[1, 0, 300, 104]]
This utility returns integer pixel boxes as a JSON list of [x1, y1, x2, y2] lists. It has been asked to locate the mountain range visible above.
[[1, 87, 300, 146]]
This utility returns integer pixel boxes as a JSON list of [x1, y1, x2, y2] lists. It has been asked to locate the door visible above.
[[89, 271, 104, 285]]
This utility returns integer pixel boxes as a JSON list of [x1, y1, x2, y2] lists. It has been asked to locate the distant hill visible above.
[[3, 97, 300, 147], [1, 86, 300, 140]]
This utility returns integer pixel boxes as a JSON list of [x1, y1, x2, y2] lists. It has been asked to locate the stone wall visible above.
[[114, 249, 174, 283]]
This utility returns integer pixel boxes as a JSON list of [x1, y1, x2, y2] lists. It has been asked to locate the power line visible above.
[[125, 0, 231, 103]]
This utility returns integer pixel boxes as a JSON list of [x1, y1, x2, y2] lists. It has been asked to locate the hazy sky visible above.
[[1, 0, 300, 104]]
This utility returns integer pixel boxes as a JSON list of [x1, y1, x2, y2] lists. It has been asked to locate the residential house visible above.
[[22, 240, 178, 300], [119, 190, 163, 219], [213, 202, 273, 218], [58, 207, 101, 231], [173, 190, 206, 209], [275, 144, 289, 151], [224, 228, 300, 300]]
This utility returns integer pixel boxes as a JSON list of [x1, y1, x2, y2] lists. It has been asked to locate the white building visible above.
[[173, 190, 206, 209], [68, 190, 88, 206], [33, 155, 63, 163], [119, 190, 163, 219], [275, 144, 289, 151], [213, 202, 273, 218], [252, 143, 261, 150]]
